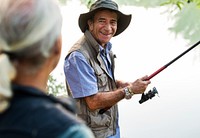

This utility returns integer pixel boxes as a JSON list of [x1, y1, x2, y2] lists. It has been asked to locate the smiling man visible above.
[[87, 9, 117, 47], [64, 0, 151, 138]]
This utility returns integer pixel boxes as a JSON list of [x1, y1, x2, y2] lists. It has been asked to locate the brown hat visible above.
[[78, 0, 132, 36]]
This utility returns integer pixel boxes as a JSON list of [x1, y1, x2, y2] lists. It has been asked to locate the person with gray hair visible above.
[[0, 0, 95, 137]]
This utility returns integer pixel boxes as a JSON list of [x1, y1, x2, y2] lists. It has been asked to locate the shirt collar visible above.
[[85, 30, 112, 55], [99, 42, 112, 56]]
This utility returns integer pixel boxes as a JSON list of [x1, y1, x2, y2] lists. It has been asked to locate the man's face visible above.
[[88, 10, 118, 47]]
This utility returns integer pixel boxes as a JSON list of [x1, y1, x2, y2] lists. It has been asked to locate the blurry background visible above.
[[50, 0, 200, 137]]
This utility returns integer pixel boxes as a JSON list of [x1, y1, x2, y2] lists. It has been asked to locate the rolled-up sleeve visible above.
[[64, 51, 98, 98]]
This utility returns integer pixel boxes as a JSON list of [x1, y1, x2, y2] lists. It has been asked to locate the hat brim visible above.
[[78, 9, 132, 36]]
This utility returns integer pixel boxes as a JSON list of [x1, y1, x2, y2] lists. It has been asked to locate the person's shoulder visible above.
[[13, 92, 83, 126], [36, 100, 95, 138], [28, 97, 88, 136], [30, 96, 83, 125], [1, 93, 88, 137]]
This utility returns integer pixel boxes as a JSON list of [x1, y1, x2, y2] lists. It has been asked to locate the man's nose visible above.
[[104, 23, 112, 30]]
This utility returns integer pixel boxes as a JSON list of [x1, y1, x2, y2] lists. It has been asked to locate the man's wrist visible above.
[[123, 87, 134, 100]]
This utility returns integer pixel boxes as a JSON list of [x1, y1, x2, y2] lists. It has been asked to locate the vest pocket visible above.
[[89, 113, 111, 130], [96, 73, 109, 91]]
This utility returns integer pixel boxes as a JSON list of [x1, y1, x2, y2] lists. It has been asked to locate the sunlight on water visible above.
[[53, 1, 200, 138]]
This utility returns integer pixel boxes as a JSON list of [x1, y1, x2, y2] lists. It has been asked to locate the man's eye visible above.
[[111, 21, 117, 25], [98, 20, 105, 23]]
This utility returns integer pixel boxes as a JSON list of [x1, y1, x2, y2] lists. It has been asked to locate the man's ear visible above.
[[48, 35, 62, 70], [53, 35, 62, 55]]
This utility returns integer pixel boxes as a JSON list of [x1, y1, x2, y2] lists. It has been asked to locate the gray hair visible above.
[[0, 0, 62, 112]]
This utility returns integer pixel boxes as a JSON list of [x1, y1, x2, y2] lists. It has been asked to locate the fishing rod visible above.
[[139, 40, 200, 104], [99, 40, 200, 114]]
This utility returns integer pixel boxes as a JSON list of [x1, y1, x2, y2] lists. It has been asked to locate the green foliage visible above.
[[160, 0, 185, 9], [47, 75, 67, 96], [58, 0, 68, 4], [160, 0, 200, 9], [80, 0, 94, 8], [115, 0, 200, 9], [169, 2, 200, 43], [58, 0, 94, 7], [116, 0, 167, 8]]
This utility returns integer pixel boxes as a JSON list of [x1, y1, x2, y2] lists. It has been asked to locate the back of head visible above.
[[0, 0, 62, 113]]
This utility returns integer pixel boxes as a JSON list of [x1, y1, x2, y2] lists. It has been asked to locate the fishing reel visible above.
[[139, 87, 159, 104]]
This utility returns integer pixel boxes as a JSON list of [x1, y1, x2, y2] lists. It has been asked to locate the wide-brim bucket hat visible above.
[[78, 0, 132, 36]]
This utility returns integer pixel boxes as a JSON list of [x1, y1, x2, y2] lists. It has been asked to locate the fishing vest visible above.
[[65, 30, 118, 138]]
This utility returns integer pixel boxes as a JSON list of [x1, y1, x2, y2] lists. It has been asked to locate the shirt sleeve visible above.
[[58, 124, 95, 138], [64, 51, 98, 98]]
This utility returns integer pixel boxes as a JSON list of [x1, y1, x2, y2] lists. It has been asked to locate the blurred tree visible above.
[[59, 0, 68, 4], [80, 0, 94, 8], [47, 74, 67, 96], [168, 1, 200, 43]]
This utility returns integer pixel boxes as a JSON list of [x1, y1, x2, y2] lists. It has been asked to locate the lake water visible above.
[[53, 1, 200, 138]]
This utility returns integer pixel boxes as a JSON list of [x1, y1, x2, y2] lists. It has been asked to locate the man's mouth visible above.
[[100, 32, 112, 37]]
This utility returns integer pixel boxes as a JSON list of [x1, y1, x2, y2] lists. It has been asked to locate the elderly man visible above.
[[64, 0, 151, 138]]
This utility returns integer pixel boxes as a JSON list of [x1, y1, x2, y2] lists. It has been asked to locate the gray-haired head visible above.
[[0, 0, 62, 112]]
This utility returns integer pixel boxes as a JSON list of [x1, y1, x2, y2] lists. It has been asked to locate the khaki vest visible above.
[[65, 30, 118, 138]]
